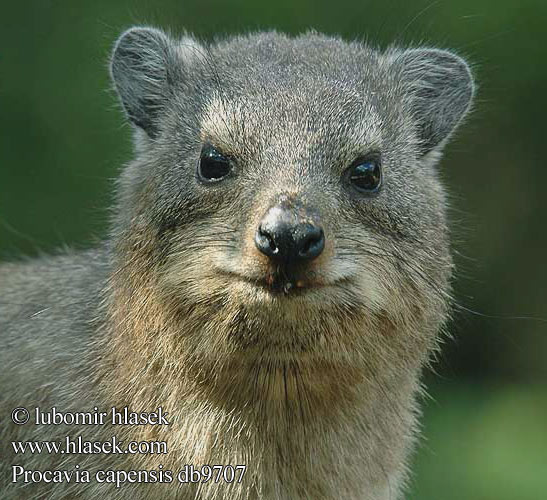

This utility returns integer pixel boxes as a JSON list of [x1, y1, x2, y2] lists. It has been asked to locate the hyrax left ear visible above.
[[393, 48, 475, 154], [110, 27, 203, 139]]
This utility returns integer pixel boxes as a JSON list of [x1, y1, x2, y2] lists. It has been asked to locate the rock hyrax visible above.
[[0, 27, 474, 500]]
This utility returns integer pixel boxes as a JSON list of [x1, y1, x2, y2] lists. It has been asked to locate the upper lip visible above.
[[216, 269, 344, 295]]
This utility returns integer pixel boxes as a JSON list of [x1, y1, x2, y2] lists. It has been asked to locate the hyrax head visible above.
[[110, 27, 473, 328]]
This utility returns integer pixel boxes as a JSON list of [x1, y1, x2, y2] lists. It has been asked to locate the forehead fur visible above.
[[190, 32, 408, 163], [211, 31, 382, 78], [206, 31, 395, 114], [199, 92, 384, 161]]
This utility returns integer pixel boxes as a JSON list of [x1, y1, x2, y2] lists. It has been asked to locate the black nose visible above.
[[254, 206, 325, 262]]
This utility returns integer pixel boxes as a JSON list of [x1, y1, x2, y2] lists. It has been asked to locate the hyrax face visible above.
[[111, 28, 473, 351]]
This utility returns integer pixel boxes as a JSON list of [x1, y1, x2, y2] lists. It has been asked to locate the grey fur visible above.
[[0, 27, 474, 499], [390, 48, 474, 153]]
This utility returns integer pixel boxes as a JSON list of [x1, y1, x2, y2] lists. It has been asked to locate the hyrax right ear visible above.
[[110, 27, 203, 139], [392, 48, 475, 155]]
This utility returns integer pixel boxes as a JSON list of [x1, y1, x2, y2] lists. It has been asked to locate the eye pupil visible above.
[[198, 145, 231, 182], [348, 159, 382, 192]]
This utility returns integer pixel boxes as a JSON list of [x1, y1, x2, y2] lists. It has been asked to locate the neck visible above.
[[97, 290, 421, 498]]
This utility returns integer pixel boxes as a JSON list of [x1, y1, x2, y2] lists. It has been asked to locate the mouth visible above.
[[215, 267, 353, 297], [217, 269, 330, 296]]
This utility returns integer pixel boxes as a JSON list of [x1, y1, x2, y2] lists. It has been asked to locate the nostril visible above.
[[262, 228, 278, 255], [255, 225, 279, 257], [298, 227, 325, 260], [300, 236, 316, 255]]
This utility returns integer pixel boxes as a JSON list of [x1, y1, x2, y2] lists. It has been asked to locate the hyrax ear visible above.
[[110, 27, 203, 139], [392, 48, 475, 154]]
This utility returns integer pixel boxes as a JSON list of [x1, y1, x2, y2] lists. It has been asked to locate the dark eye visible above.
[[198, 144, 232, 182], [346, 157, 382, 193]]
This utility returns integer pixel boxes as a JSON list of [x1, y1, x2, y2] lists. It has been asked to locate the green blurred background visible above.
[[1, 1, 545, 498]]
